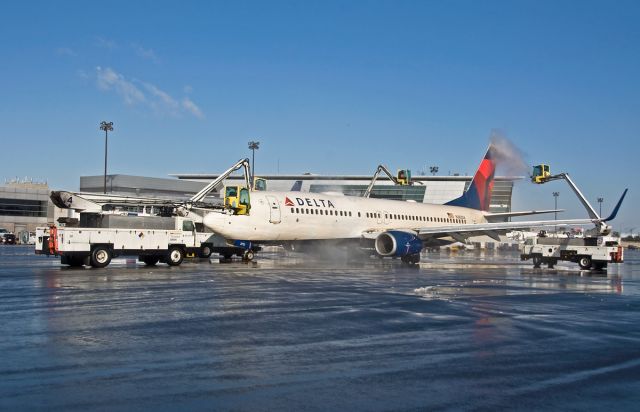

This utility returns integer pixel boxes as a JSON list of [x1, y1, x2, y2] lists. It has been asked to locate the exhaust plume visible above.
[[489, 129, 530, 177]]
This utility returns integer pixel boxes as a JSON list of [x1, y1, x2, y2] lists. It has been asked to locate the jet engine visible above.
[[375, 230, 423, 257]]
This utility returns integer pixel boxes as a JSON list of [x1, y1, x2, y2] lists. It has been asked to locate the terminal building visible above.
[[0, 180, 54, 235]]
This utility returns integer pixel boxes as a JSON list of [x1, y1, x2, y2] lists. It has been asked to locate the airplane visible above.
[[198, 145, 627, 264]]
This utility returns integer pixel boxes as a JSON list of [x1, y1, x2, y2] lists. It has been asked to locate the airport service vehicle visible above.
[[0, 228, 10, 243], [2, 233, 16, 245], [187, 145, 627, 265], [35, 214, 252, 267], [520, 233, 623, 270]]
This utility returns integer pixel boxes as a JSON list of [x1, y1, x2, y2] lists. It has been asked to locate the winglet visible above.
[[603, 189, 628, 222]]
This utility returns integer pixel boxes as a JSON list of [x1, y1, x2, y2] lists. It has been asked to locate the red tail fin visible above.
[[445, 145, 496, 211]]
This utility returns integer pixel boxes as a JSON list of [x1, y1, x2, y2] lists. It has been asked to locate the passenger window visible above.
[[358, 212, 361, 217], [291, 208, 294, 213]]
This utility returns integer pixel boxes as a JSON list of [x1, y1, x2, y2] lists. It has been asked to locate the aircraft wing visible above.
[[483, 209, 563, 221], [416, 218, 594, 241], [361, 218, 594, 241]]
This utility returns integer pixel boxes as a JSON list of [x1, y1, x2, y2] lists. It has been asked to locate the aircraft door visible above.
[[266, 195, 281, 224]]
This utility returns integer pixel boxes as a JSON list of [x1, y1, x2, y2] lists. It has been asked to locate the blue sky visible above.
[[1, 1, 638, 231]]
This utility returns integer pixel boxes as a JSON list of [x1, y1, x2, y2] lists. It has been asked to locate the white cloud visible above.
[[94, 67, 203, 119], [143, 83, 178, 107], [182, 98, 204, 119], [55, 47, 76, 57], [132, 43, 159, 62], [96, 66, 145, 105], [95, 36, 117, 50]]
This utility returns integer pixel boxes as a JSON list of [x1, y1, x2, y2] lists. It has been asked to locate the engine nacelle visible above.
[[375, 230, 423, 257]]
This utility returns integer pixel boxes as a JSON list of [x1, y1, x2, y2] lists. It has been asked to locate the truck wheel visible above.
[[532, 255, 542, 268], [90, 246, 112, 268], [167, 246, 184, 266], [200, 245, 212, 258], [243, 250, 254, 261], [142, 256, 160, 266], [67, 256, 85, 267], [578, 256, 592, 270]]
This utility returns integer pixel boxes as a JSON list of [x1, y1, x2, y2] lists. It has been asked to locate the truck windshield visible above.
[[533, 165, 542, 176], [226, 187, 237, 197], [239, 188, 250, 205]]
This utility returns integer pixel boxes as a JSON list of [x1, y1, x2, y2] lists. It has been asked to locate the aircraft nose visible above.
[[203, 211, 228, 233]]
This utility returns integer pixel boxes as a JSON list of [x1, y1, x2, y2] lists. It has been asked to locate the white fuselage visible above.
[[202, 191, 487, 242]]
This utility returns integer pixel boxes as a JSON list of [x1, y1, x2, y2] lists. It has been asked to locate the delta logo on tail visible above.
[[446, 145, 496, 211]]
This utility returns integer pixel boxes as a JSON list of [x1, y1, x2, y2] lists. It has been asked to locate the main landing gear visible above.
[[401, 253, 421, 266]]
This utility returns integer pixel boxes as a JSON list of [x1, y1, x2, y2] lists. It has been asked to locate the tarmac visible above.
[[1, 246, 639, 411]]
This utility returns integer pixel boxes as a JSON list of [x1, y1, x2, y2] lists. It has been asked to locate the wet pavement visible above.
[[1, 245, 639, 411]]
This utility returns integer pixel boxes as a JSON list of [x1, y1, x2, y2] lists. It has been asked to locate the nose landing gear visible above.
[[243, 250, 255, 261]]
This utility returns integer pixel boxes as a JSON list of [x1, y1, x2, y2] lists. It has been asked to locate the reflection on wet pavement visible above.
[[1, 246, 639, 411]]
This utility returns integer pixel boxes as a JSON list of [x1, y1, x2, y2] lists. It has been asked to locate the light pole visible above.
[[429, 166, 439, 176], [99, 121, 114, 194], [248, 141, 260, 185], [597, 197, 603, 217], [553, 191, 559, 233]]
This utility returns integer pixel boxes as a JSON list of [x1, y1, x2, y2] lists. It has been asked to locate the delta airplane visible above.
[[200, 145, 624, 263]]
